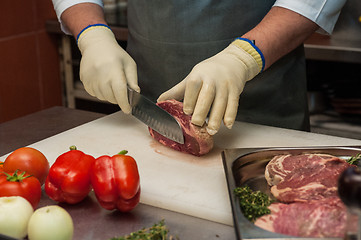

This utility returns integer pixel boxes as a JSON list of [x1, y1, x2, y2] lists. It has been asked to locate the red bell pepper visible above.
[[45, 146, 95, 204], [90, 150, 140, 212]]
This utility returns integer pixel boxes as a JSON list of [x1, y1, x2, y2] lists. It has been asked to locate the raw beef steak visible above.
[[254, 197, 353, 238], [265, 153, 350, 202], [148, 100, 213, 156]]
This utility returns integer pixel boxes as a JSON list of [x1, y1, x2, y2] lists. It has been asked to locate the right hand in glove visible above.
[[158, 38, 264, 135], [77, 25, 139, 114]]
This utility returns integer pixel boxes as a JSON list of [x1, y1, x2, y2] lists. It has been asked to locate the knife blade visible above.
[[127, 87, 184, 144]]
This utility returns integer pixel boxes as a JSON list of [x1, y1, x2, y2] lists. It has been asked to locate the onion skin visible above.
[[0, 196, 34, 239], [27, 205, 74, 240]]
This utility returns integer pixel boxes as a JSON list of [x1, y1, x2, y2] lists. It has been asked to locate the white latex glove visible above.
[[77, 25, 139, 114], [158, 38, 264, 135]]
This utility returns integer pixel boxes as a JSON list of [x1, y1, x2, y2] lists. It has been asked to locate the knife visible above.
[[127, 87, 184, 144]]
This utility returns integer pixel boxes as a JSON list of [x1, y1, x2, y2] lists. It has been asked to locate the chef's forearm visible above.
[[242, 6, 318, 70], [61, 3, 107, 37]]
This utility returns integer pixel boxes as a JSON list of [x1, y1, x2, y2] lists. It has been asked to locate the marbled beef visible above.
[[255, 153, 356, 238], [148, 100, 213, 156], [265, 153, 350, 202], [255, 197, 353, 238]]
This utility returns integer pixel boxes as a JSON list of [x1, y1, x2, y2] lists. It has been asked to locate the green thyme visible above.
[[109, 220, 178, 240], [347, 153, 361, 165], [234, 185, 273, 222]]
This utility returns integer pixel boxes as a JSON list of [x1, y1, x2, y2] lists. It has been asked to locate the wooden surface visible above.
[[0, 106, 105, 156]]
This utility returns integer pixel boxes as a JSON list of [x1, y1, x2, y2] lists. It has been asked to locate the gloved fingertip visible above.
[[134, 86, 141, 93], [224, 116, 235, 129], [127, 83, 140, 93], [121, 106, 132, 115], [206, 127, 218, 135], [157, 94, 167, 103], [183, 108, 193, 115], [191, 118, 204, 127]]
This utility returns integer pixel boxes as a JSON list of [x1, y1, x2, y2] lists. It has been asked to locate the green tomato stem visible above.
[[5, 170, 31, 182]]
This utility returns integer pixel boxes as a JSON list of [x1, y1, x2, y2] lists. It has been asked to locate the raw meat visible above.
[[265, 153, 350, 202], [148, 100, 213, 156], [254, 197, 354, 238], [265, 153, 341, 186], [253, 153, 356, 238]]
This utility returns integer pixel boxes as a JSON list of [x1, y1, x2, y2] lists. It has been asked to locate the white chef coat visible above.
[[52, 0, 346, 35]]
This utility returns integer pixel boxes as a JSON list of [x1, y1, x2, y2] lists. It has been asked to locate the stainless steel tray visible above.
[[221, 146, 361, 240]]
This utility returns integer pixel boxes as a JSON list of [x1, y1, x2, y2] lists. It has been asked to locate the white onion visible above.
[[0, 196, 34, 239], [28, 205, 74, 240]]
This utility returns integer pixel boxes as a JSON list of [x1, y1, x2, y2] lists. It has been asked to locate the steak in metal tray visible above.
[[255, 153, 355, 238], [265, 153, 350, 202], [255, 197, 350, 238]]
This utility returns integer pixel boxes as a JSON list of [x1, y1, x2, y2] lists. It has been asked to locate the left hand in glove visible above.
[[158, 38, 264, 135]]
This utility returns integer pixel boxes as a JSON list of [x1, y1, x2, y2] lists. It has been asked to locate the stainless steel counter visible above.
[[304, 33, 361, 64], [304, 0, 361, 64]]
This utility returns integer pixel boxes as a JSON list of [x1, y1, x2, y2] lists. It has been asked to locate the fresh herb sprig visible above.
[[347, 153, 361, 166], [109, 220, 178, 240], [234, 185, 273, 222]]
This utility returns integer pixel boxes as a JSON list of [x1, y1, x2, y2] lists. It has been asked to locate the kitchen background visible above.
[[0, 0, 360, 140], [0, 0, 62, 123]]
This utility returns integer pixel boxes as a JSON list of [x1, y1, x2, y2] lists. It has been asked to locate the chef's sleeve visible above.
[[273, 0, 346, 34], [52, 0, 104, 34]]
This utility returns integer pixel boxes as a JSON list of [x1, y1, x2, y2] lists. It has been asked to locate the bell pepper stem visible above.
[[118, 150, 128, 155], [69, 145, 77, 151]]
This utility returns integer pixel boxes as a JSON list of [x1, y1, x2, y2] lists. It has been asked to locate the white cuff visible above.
[[52, 0, 104, 35], [274, 0, 346, 34]]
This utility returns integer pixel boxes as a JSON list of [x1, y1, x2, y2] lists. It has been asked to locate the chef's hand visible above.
[[158, 38, 264, 135], [77, 25, 139, 114]]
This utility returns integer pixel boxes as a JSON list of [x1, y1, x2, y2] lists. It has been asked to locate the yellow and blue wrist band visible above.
[[76, 23, 112, 44], [232, 37, 265, 72]]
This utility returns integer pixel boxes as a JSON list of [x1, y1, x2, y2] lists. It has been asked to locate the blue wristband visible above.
[[76, 23, 112, 43], [234, 37, 265, 72]]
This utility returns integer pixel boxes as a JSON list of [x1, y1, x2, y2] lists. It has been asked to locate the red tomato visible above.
[[4, 147, 49, 185], [0, 161, 3, 171], [0, 170, 42, 209]]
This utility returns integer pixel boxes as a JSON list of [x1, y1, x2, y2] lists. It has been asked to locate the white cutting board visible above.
[[1, 111, 361, 226]]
